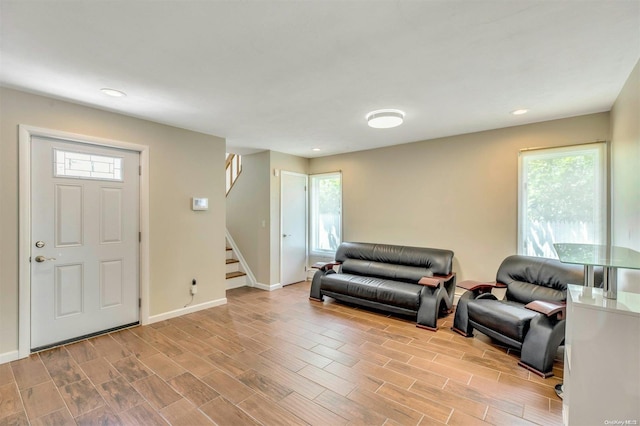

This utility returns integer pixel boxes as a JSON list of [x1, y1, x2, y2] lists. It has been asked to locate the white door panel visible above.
[[100, 259, 124, 308], [281, 172, 307, 286], [100, 187, 123, 243], [54, 263, 83, 317], [31, 137, 139, 349], [55, 184, 83, 246]]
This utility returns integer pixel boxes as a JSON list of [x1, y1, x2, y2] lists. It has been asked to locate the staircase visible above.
[[226, 245, 247, 289], [225, 153, 247, 289]]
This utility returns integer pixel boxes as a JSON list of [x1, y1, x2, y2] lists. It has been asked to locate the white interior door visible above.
[[281, 172, 307, 285], [30, 137, 140, 350]]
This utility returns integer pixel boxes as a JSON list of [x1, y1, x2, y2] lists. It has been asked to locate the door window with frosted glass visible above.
[[518, 143, 607, 258]]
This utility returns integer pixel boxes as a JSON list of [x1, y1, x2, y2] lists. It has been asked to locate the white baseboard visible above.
[[2, 299, 228, 364], [253, 282, 282, 291], [453, 294, 461, 306], [0, 350, 20, 365], [148, 297, 227, 324]]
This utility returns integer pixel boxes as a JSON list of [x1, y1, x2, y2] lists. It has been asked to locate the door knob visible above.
[[34, 256, 56, 263]]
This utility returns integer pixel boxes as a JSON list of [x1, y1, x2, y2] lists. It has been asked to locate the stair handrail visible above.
[[225, 153, 242, 196]]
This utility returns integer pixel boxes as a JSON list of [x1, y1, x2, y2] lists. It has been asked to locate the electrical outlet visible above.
[[191, 278, 197, 295]]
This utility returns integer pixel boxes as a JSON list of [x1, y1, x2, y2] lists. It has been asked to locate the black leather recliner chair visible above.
[[452, 255, 602, 377]]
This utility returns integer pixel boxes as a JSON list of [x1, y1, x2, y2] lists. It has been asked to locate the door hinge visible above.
[[139, 232, 141, 242], [139, 165, 142, 176], [139, 298, 141, 308]]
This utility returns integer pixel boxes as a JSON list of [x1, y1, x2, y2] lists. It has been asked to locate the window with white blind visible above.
[[518, 142, 607, 258]]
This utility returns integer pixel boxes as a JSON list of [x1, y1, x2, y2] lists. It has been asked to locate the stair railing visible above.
[[225, 153, 242, 195]]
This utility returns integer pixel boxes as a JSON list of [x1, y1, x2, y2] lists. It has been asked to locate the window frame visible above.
[[309, 171, 342, 256], [517, 142, 608, 258]]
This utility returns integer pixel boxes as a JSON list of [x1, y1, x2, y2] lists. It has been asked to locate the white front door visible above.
[[30, 137, 140, 350], [281, 172, 307, 286]]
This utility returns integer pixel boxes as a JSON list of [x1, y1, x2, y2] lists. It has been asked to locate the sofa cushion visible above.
[[506, 280, 566, 305], [335, 242, 453, 276], [467, 299, 538, 342], [321, 273, 421, 311], [496, 255, 595, 304], [340, 259, 433, 283]]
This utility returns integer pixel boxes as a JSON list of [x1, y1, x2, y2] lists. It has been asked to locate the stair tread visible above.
[[226, 271, 246, 279], [226, 258, 239, 264]]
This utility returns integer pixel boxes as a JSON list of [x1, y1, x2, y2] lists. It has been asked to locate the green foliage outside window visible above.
[[317, 177, 341, 216], [525, 151, 596, 223], [311, 173, 341, 253], [519, 143, 606, 258]]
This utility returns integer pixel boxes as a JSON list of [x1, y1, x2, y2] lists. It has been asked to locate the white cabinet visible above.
[[563, 285, 640, 425]]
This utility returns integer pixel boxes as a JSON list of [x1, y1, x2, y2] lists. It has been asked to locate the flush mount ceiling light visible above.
[[312, 148, 321, 152], [366, 109, 405, 129], [100, 88, 127, 97], [511, 109, 529, 115]]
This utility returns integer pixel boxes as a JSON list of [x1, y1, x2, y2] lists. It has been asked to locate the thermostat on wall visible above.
[[192, 197, 209, 211]]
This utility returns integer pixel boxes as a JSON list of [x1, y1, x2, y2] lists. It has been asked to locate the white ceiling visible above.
[[1, 1, 639, 158]]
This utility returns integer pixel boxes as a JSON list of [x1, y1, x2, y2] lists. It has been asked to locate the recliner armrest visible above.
[[525, 300, 566, 319], [457, 280, 506, 293]]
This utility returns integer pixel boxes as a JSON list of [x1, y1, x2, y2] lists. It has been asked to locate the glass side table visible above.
[[553, 243, 640, 299]]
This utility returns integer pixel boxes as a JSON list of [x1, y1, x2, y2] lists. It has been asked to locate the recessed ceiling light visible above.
[[100, 88, 127, 97], [366, 109, 405, 129], [511, 109, 529, 115], [312, 148, 321, 152]]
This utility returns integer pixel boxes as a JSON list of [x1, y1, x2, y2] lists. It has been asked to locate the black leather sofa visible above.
[[452, 254, 602, 377], [309, 242, 456, 330]]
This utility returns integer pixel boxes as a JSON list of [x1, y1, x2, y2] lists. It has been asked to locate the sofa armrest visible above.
[[418, 276, 443, 288], [420, 272, 456, 287], [311, 261, 341, 272], [437, 272, 455, 282], [457, 280, 506, 293], [525, 300, 566, 320]]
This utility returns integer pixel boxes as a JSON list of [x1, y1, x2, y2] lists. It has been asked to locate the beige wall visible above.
[[0, 88, 227, 357], [309, 113, 611, 282], [226, 150, 309, 286], [611, 60, 640, 293]]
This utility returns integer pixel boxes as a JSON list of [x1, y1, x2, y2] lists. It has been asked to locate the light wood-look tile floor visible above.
[[0, 281, 564, 425]]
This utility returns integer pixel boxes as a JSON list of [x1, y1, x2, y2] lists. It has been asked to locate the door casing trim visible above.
[[18, 125, 150, 359]]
